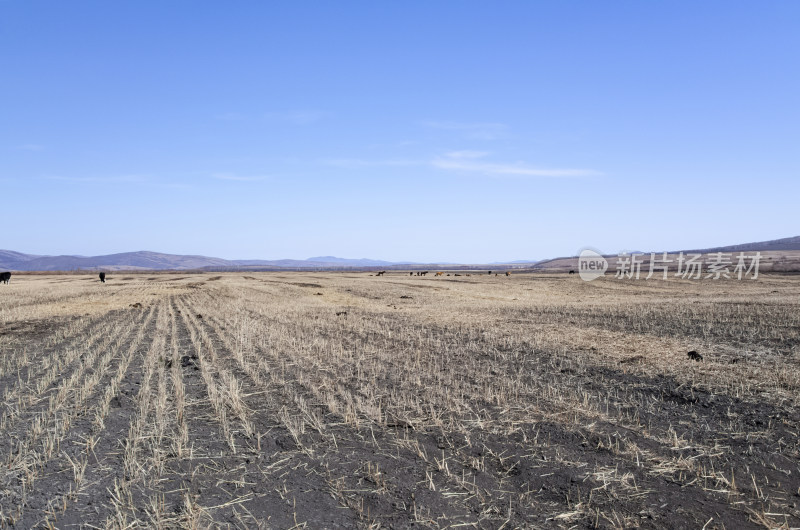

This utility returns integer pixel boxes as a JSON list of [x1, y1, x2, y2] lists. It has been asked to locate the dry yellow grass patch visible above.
[[0, 271, 797, 528]]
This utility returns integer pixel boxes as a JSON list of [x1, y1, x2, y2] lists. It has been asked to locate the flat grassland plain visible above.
[[0, 272, 798, 529]]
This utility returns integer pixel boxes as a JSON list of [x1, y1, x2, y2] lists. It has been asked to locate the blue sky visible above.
[[2, 2, 798, 263]]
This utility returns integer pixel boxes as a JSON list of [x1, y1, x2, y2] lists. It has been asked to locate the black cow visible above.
[[569, 270, 576, 275], [0, 272, 10, 284], [687, 350, 703, 362], [99, 272, 106, 283]]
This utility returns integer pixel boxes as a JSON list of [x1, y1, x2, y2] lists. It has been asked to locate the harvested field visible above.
[[0, 272, 798, 528]]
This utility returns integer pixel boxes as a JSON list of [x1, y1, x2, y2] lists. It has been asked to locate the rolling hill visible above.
[[679, 235, 800, 254], [0, 251, 413, 271], [2, 235, 798, 271], [533, 235, 800, 272]]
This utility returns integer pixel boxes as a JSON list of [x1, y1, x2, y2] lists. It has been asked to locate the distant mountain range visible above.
[[679, 235, 800, 254], [2, 235, 798, 271], [305, 256, 399, 266], [533, 235, 800, 271], [0, 250, 421, 271]]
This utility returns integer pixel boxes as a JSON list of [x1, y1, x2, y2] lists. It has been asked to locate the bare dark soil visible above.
[[0, 274, 798, 528]]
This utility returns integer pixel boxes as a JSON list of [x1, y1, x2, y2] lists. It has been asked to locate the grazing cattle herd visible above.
[[0, 269, 523, 286], [0, 272, 113, 285], [0, 268, 583, 288], [375, 271, 518, 278], [0, 269, 568, 287], [387, 269, 578, 278], [376, 270, 519, 278], [0, 269, 709, 365]]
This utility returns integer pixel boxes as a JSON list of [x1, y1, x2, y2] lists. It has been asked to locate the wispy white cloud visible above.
[[321, 151, 600, 179], [423, 121, 508, 140], [432, 152, 601, 178], [442, 150, 490, 160], [211, 173, 269, 182]]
